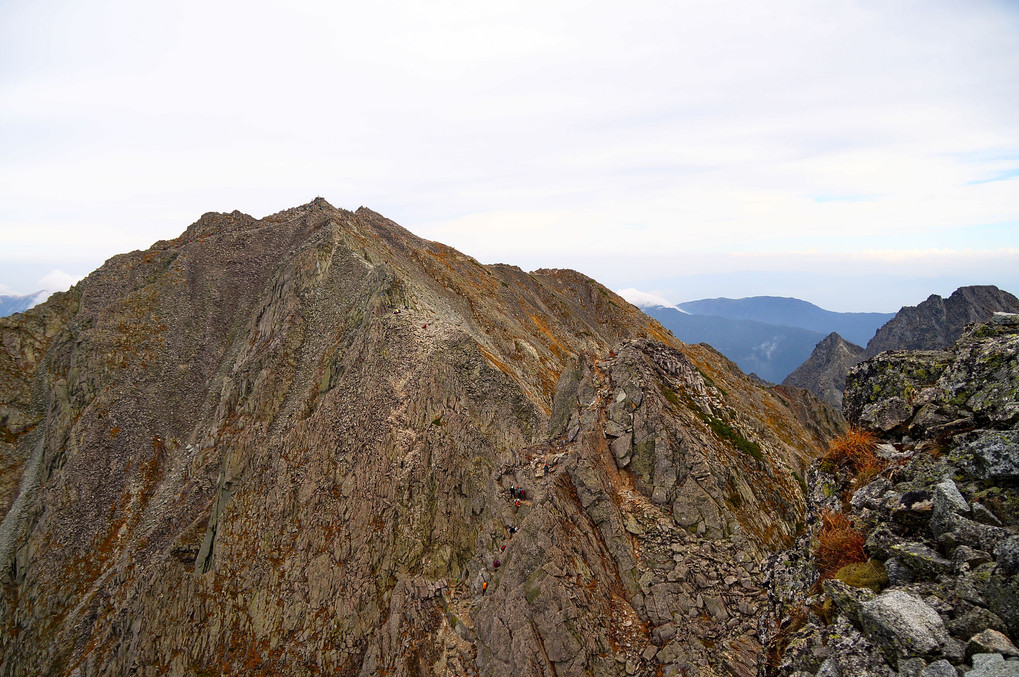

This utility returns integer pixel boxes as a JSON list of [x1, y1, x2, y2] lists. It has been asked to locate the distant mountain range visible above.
[[0, 291, 49, 317], [631, 295, 893, 384], [675, 296, 894, 346]]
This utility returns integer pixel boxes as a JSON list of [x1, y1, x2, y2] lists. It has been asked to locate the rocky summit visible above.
[[0, 200, 843, 676]]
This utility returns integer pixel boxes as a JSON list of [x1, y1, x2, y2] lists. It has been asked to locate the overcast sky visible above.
[[2, 0, 1017, 311]]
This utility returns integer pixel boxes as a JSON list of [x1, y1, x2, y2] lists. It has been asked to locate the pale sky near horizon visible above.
[[1, 0, 1017, 312]]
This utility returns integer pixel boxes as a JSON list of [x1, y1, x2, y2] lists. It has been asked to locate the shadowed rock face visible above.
[[863, 286, 1019, 360], [0, 200, 841, 676]]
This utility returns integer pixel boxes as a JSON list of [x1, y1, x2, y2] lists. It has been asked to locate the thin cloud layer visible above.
[[1, 0, 1016, 307]]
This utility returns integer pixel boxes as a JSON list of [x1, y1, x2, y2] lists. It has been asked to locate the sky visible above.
[[1, 0, 1017, 312]]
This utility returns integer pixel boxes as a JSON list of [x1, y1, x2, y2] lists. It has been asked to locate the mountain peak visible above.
[[0, 201, 841, 675], [863, 284, 1019, 358], [782, 331, 864, 408]]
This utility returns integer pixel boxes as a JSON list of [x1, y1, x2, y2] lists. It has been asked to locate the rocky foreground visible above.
[[1, 200, 843, 676], [764, 313, 1019, 676]]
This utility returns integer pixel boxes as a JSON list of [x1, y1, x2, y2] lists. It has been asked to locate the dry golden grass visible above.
[[813, 510, 867, 579], [821, 427, 886, 484]]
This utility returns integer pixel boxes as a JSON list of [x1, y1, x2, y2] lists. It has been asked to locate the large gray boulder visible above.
[[860, 591, 950, 666], [966, 431, 1019, 482]]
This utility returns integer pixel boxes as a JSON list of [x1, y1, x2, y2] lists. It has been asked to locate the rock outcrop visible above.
[[762, 314, 1019, 676], [782, 333, 864, 409], [783, 286, 1019, 411], [0, 199, 842, 676]]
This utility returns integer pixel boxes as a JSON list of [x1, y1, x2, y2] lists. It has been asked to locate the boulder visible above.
[[947, 608, 1008, 639], [932, 479, 969, 516], [824, 579, 875, 626], [966, 431, 1019, 482], [966, 630, 1019, 660], [994, 536, 1019, 576], [920, 659, 957, 677], [968, 653, 1019, 677], [860, 590, 950, 665], [889, 542, 954, 580]]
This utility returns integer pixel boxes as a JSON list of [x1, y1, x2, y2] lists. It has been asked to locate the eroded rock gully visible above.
[[0, 199, 841, 676]]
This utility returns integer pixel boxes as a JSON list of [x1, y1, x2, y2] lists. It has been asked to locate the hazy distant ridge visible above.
[[0, 291, 48, 318], [677, 296, 894, 346], [631, 295, 892, 384]]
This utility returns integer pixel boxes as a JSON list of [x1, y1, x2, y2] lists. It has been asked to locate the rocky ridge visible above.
[[762, 313, 1019, 676], [0, 199, 841, 676], [784, 286, 1019, 410]]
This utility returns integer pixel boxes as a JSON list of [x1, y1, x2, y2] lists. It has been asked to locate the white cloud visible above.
[[38, 269, 81, 293], [616, 288, 685, 312]]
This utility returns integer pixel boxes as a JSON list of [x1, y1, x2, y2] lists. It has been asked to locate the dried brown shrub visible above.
[[822, 427, 886, 484], [813, 510, 867, 579]]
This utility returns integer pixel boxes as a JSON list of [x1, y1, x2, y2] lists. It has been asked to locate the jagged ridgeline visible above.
[[0, 199, 841, 676]]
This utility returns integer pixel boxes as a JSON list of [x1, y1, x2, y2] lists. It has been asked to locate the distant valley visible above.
[[630, 295, 893, 384]]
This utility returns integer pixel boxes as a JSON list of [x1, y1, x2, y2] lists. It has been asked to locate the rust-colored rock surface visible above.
[[0, 199, 841, 676]]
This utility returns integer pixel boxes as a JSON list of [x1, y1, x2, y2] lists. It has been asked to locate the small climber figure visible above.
[[514, 499, 520, 508], [509, 526, 518, 535], [482, 581, 488, 595], [493, 559, 500, 569], [518, 488, 526, 500], [509, 485, 517, 499], [544, 463, 550, 474]]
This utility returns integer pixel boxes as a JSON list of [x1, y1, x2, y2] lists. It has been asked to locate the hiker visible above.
[[509, 526, 518, 535], [482, 580, 488, 595], [518, 488, 526, 499], [509, 485, 516, 499], [544, 463, 550, 474], [493, 559, 500, 569], [514, 499, 520, 508]]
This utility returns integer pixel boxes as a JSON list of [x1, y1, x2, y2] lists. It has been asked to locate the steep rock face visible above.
[[0, 199, 841, 676], [782, 333, 863, 409], [863, 285, 1019, 360], [762, 314, 1019, 676]]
